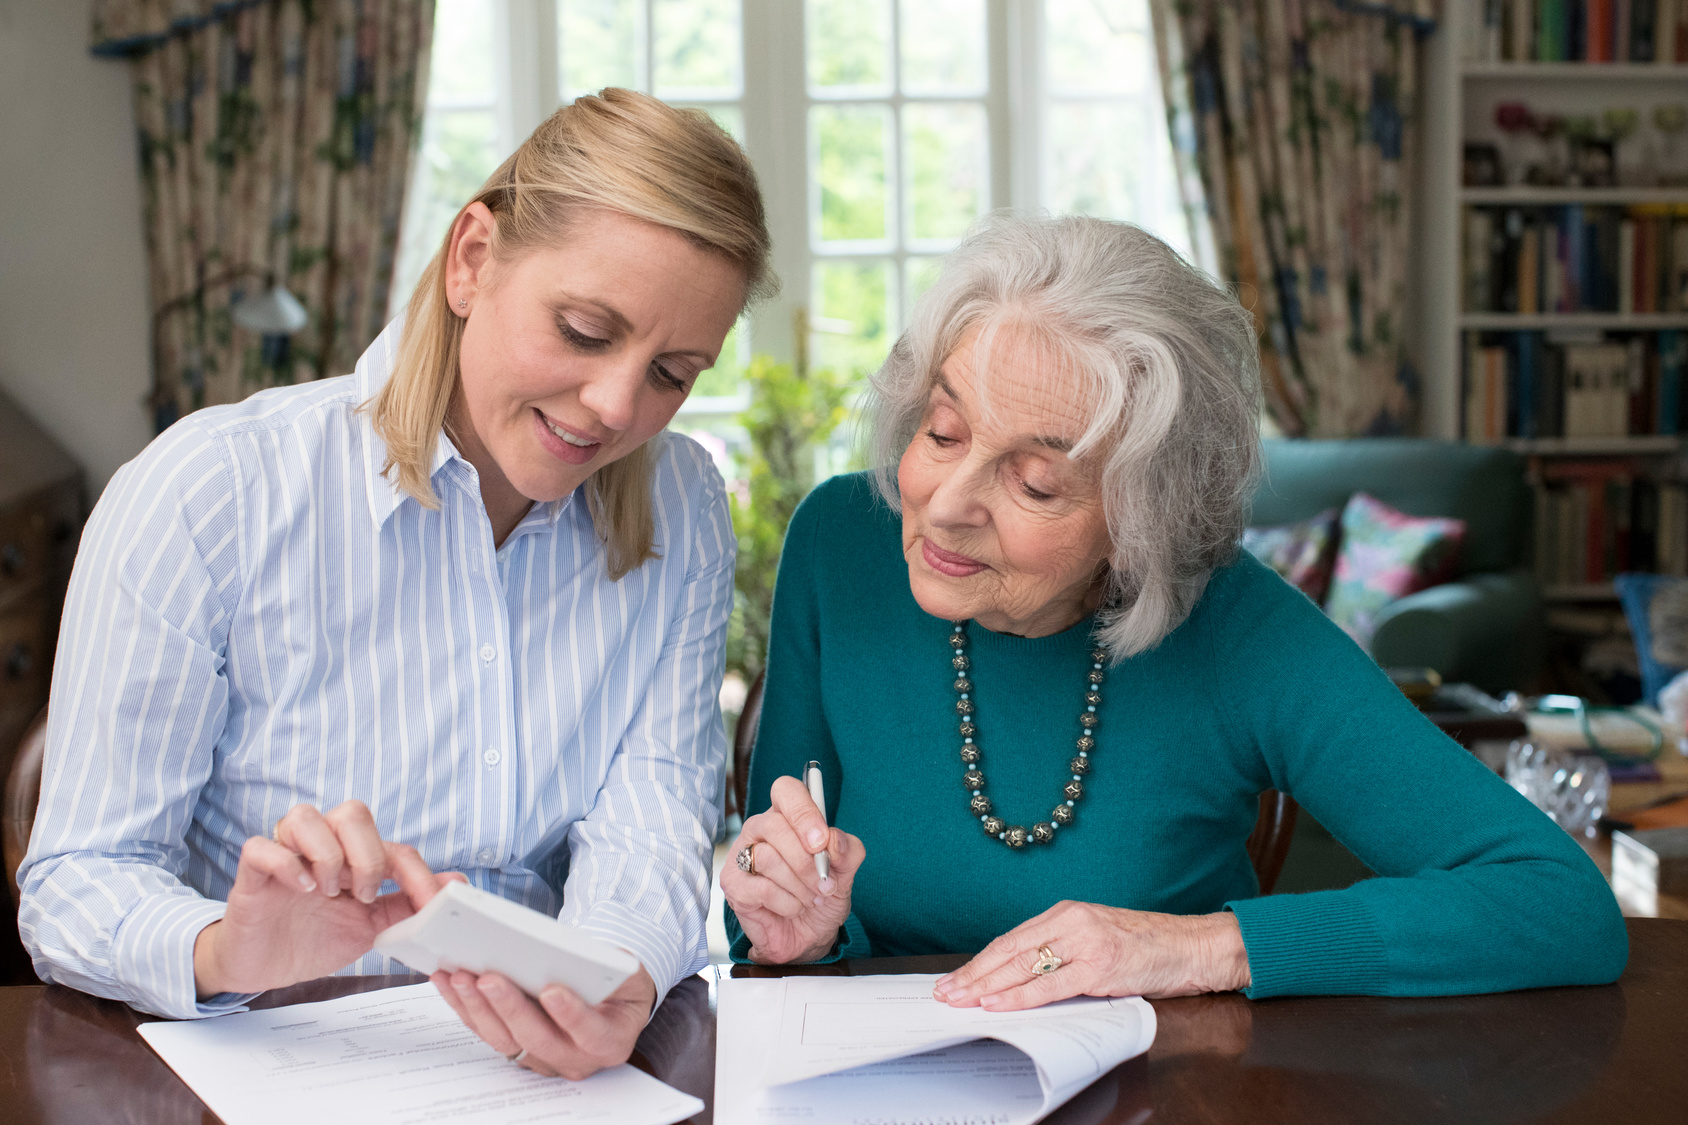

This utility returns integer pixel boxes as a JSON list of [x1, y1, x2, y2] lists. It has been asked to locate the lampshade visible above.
[[231, 284, 309, 335]]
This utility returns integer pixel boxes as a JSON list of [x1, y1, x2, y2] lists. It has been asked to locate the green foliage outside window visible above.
[[725, 354, 851, 686]]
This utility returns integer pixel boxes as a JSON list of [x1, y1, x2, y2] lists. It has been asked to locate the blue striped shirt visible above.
[[18, 322, 733, 1019]]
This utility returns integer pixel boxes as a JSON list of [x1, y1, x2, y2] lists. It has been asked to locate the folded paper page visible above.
[[136, 983, 703, 1125], [717, 973, 1155, 1125]]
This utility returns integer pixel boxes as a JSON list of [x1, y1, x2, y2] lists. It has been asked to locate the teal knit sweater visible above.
[[725, 473, 1628, 997]]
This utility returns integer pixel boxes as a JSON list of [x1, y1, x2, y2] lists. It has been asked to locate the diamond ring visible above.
[[1031, 944, 1062, 975]]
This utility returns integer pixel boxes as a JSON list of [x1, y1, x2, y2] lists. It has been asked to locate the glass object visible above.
[[900, 0, 986, 94], [813, 104, 891, 245], [807, 0, 891, 94], [560, 0, 645, 98], [1044, 0, 1151, 97], [811, 260, 893, 377], [654, 0, 741, 98], [1505, 741, 1610, 838], [430, 0, 496, 102], [904, 102, 987, 245]]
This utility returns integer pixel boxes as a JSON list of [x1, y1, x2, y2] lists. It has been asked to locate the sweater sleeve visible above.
[[1207, 562, 1627, 998], [724, 483, 873, 964]]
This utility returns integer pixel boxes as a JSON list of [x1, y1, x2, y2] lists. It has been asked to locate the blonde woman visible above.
[[20, 90, 770, 1079]]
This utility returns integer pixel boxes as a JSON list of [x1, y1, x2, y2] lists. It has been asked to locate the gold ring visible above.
[[1031, 944, 1062, 975]]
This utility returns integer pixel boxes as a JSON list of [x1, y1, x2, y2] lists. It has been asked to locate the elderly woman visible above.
[[720, 215, 1627, 1007]]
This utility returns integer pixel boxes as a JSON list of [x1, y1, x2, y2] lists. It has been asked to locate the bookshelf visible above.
[[1415, 1, 1688, 620]]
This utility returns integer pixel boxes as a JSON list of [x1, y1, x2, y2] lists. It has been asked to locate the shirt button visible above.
[[484, 747, 501, 766], [476, 848, 496, 865], [479, 643, 496, 663]]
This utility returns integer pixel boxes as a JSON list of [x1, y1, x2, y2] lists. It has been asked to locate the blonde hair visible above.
[[371, 88, 774, 579]]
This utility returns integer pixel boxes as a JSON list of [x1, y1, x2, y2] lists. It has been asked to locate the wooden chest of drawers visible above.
[[0, 391, 82, 982]]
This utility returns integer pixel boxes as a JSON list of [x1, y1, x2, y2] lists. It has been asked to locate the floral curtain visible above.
[[1149, 0, 1439, 438], [91, 0, 433, 429]]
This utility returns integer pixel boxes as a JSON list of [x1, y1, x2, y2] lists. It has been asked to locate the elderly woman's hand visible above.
[[721, 776, 866, 963], [931, 901, 1251, 1010]]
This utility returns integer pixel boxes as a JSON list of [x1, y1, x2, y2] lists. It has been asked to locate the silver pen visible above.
[[804, 760, 830, 880]]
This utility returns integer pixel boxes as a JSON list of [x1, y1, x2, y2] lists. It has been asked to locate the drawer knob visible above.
[[0, 543, 24, 575], [5, 642, 30, 679]]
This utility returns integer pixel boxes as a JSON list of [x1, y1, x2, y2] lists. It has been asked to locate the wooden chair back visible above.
[[4, 706, 47, 907], [730, 671, 1300, 894]]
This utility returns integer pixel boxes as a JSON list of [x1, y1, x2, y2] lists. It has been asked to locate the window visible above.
[[393, 0, 1198, 408]]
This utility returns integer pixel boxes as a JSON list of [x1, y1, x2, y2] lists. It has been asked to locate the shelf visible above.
[[1462, 63, 1688, 79], [1542, 583, 1618, 601], [1504, 436, 1684, 455], [1459, 313, 1688, 329], [1460, 187, 1688, 205]]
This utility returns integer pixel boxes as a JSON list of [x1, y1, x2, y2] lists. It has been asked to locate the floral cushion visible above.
[[1325, 493, 1466, 648], [1241, 508, 1342, 604]]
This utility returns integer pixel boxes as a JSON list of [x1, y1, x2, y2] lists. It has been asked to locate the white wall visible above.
[[0, 0, 154, 496]]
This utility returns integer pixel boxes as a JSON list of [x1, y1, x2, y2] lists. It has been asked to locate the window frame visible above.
[[405, 1, 1192, 418]]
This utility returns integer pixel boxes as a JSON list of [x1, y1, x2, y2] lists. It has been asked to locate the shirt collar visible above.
[[356, 318, 462, 529], [355, 318, 575, 532]]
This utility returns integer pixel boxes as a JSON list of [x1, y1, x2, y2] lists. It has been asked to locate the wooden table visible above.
[[1583, 741, 1688, 920], [2, 918, 1684, 1124]]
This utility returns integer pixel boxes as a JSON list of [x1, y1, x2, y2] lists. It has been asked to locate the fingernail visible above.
[[818, 877, 835, 894], [297, 874, 316, 891], [981, 995, 1001, 1010], [359, 887, 377, 904], [935, 974, 953, 987], [813, 895, 825, 907], [807, 829, 825, 848], [931, 985, 948, 1000]]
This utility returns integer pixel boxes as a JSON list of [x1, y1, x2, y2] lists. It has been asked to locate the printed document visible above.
[[136, 982, 702, 1125], [716, 973, 1155, 1125]]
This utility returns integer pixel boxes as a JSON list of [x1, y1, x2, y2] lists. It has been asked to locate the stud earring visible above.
[[458, 298, 467, 309]]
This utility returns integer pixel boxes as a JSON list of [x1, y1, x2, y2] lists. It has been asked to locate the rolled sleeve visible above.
[[556, 444, 734, 1004], [18, 421, 243, 1017]]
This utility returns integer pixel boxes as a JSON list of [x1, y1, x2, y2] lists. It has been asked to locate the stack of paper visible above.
[[716, 973, 1156, 1125], [137, 983, 703, 1125]]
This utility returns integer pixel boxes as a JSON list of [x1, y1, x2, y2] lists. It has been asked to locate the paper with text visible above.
[[716, 973, 1154, 1125], [136, 983, 703, 1125]]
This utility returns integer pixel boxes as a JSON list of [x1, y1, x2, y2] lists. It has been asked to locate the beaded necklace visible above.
[[950, 621, 1104, 848]]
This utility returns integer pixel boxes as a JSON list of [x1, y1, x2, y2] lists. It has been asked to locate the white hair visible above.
[[862, 213, 1262, 660]]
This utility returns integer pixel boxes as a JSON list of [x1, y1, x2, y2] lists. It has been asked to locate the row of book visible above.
[[1464, 206, 1688, 315], [1464, 329, 1686, 440], [1466, 0, 1688, 62], [1533, 468, 1688, 586]]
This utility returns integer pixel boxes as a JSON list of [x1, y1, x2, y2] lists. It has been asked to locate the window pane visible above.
[[811, 260, 893, 377], [812, 105, 890, 245], [904, 102, 985, 245], [683, 102, 744, 142], [691, 316, 749, 397], [393, 109, 500, 312], [904, 256, 943, 318], [654, 0, 741, 98], [560, 0, 645, 99], [1044, 0, 1151, 97], [430, 0, 496, 103], [1047, 100, 1189, 260], [899, 0, 985, 94], [807, 0, 891, 94]]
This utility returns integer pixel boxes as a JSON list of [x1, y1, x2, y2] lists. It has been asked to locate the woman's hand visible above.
[[931, 901, 1251, 1011], [432, 965, 658, 1080], [719, 776, 865, 964], [192, 800, 463, 998]]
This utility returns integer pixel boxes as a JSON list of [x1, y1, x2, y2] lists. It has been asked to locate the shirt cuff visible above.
[[110, 892, 259, 1019], [570, 898, 701, 1004], [1226, 892, 1388, 999]]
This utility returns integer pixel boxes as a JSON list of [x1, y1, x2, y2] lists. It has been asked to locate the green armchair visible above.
[[1250, 439, 1544, 695]]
